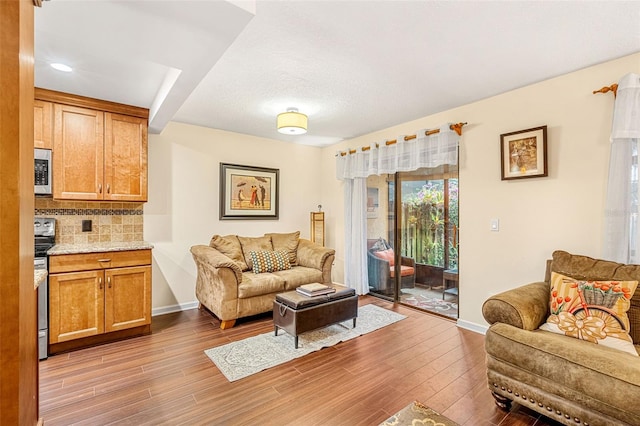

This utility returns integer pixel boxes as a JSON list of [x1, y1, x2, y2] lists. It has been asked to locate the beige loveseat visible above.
[[482, 250, 640, 426], [190, 232, 335, 329]]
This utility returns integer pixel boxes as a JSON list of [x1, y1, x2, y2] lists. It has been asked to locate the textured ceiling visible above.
[[35, 1, 640, 147]]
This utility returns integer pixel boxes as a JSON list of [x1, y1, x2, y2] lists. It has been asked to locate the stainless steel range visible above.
[[35, 217, 56, 360]]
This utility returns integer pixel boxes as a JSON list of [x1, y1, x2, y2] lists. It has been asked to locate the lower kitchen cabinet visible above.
[[48, 249, 151, 352]]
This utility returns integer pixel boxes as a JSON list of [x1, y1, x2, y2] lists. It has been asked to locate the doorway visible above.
[[366, 165, 459, 319]]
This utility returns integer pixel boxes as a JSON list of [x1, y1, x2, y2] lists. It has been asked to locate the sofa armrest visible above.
[[482, 281, 550, 330], [297, 239, 334, 269], [190, 245, 242, 283]]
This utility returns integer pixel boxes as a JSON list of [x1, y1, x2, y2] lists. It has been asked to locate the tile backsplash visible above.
[[35, 199, 144, 244]]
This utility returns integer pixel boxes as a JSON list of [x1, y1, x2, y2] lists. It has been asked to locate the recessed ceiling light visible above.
[[50, 63, 72, 72]]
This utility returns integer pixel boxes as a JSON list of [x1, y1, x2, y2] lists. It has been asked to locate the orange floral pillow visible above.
[[539, 272, 638, 356]]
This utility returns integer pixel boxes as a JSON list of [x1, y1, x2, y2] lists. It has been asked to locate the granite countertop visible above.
[[47, 241, 154, 256], [34, 269, 47, 289]]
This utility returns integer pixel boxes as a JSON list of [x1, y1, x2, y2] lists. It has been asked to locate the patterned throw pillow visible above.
[[249, 250, 291, 274], [539, 272, 639, 356]]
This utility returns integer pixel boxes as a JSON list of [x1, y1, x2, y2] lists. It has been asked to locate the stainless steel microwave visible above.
[[34, 148, 52, 196]]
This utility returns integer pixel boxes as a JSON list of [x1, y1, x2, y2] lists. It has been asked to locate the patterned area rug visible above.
[[402, 293, 458, 320], [380, 401, 460, 426], [204, 304, 405, 382]]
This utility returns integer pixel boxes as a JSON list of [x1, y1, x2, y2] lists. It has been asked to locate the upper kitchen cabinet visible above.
[[34, 100, 53, 149], [36, 88, 149, 202]]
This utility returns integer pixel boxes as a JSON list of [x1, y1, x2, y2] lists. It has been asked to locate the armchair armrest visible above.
[[482, 281, 550, 330], [400, 256, 415, 267]]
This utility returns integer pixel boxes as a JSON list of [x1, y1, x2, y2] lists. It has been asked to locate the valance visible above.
[[336, 123, 459, 180]]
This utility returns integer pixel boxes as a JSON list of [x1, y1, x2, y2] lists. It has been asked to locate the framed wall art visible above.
[[500, 125, 548, 180], [219, 163, 279, 220]]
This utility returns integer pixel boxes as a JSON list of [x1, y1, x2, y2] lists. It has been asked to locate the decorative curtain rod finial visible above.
[[593, 83, 618, 98]]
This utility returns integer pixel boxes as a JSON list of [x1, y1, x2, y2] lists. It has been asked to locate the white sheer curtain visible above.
[[336, 124, 460, 294], [603, 73, 640, 263]]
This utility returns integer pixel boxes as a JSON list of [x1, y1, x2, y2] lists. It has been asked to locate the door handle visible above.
[[106, 184, 110, 194], [97, 259, 111, 263], [107, 276, 112, 288], [98, 184, 103, 194], [99, 276, 103, 290]]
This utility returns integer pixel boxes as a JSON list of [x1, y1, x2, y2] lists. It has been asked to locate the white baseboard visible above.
[[456, 319, 488, 335], [152, 301, 199, 317]]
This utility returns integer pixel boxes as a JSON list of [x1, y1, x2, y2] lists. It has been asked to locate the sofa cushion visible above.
[[249, 250, 291, 274], [238, 272, 285, 298], [373, 249, 395, 266], [265, 231, 300, 265], [487, 322, 640, 423], [209, 235, 248, 271], [238, 236, 273, 270], [390, 265, 415, 278], [552, 250, 640, 345], [272, 266, 324, 290], [539, 272, 638, 356]]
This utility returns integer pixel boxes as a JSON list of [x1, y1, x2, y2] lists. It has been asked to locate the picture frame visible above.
[[367, 187, 379, 218], [500, 125, 548, 180], [220, 163, 279, 220]]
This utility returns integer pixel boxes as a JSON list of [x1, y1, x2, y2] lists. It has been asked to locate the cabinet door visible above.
[[34, 100, 53, 149], [104, 113, 148, 201], [53, 104, 104, 200], [105, 265, 151, 332], [49, 271, 105, 343]]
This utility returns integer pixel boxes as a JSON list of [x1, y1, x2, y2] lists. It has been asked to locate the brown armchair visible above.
[[482, 251, 640, 426], [366, 238, 415, 294]]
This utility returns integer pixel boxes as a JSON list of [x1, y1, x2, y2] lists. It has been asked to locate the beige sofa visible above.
[[482, 250, 640, 426], [190, 232, 335, 329]]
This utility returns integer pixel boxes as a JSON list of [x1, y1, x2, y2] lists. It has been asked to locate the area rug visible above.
[[380, 401, 460, 426], [402, 294, 458, 320], [204, 304, 405, 382]]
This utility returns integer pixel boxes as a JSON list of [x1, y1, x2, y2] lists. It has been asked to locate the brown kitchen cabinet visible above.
[[48, 249, 152, 352], [34, 99, 53, 149], [36, 88, 149, 202]]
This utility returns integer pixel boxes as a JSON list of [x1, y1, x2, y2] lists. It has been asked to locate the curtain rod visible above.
[[339, 122, 466, 156], [593, 83, 618, 98]]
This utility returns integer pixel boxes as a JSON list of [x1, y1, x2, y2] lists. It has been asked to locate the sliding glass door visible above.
[[366, 165, 459, 319]]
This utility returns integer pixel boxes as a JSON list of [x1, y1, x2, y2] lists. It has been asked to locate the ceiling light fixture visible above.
[[277, 108, 307, 135], [50, 63, 72, 72]]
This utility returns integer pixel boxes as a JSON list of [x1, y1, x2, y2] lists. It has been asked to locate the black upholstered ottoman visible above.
[[273, 283, 358, 348]]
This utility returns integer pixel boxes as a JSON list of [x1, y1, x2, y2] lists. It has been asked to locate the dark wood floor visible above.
[[39, 296, 560, 425]]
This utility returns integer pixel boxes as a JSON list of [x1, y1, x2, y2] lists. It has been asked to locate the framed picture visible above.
[[220, 163, 279, 220], [500, 125, 548, 180], [367, 187, 379, 218]]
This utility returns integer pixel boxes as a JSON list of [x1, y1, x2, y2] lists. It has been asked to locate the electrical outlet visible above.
[[82, 220, 92, 232]]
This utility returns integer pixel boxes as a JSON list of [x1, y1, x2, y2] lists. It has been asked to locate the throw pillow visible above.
[[238, 236, 273, 270], [373, 249, 395, 266], [265, 231, 300, 265], [250, 250, 291, 274], [539, 272, 639, 356], [370, 238, 391, 252], [209, 235, 248, 271]]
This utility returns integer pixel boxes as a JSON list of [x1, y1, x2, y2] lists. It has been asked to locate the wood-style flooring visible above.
[[39, 297, 561, 425]]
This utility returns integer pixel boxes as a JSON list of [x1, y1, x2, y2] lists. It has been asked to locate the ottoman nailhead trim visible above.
[[547, 406, 553, 411], [501, 386, 506, 390], [538, 402, 543, 407], [507, 389, 512, 393], [514, 392, 519, 397]]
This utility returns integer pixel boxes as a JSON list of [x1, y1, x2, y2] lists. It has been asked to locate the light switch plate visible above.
[[490, 219, 499, 232]]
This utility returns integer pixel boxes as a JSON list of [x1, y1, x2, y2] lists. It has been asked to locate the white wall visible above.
[[320, 53, 640, 329], [145, 122, 323, 313]]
